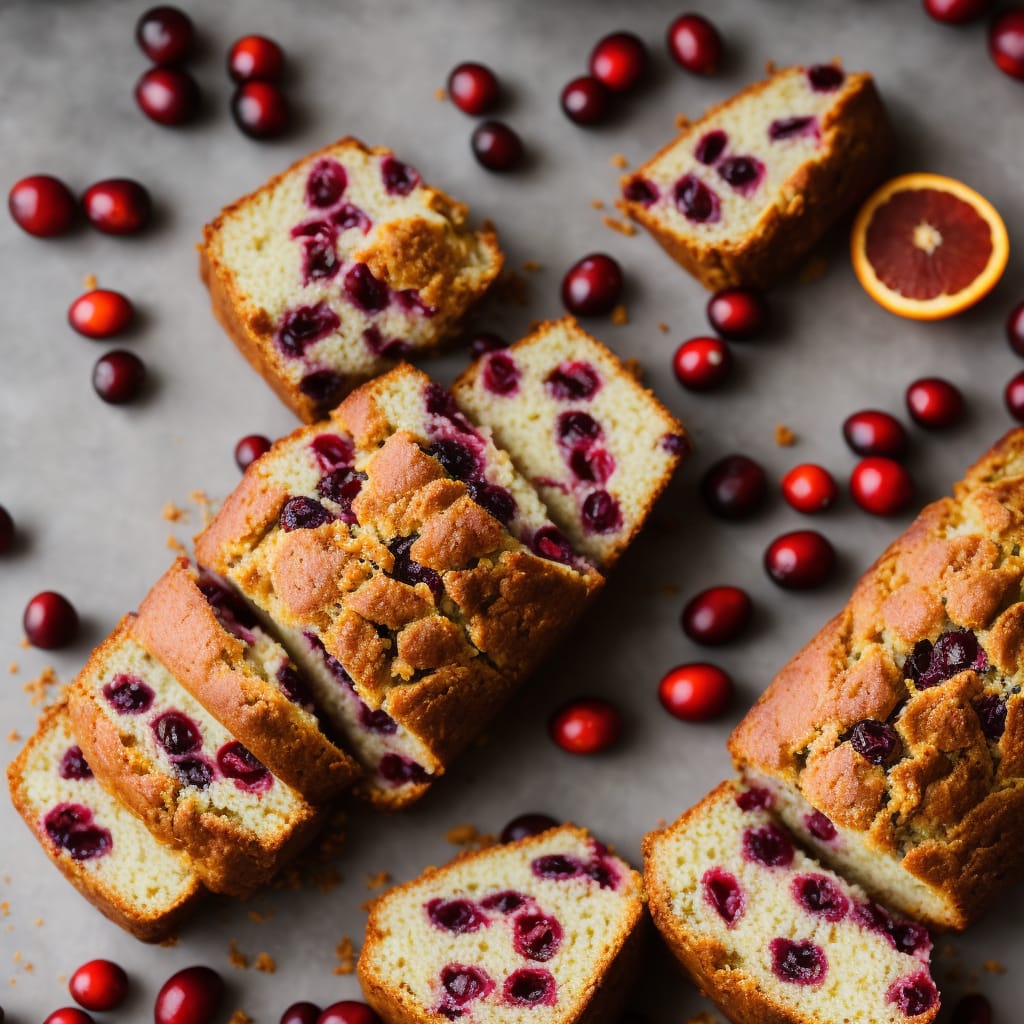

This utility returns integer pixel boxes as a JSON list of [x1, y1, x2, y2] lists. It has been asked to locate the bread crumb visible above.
[[657, 322, 670, 334], [623, 358, 643, 382], [366, 870, 391, 891], [166, 535, 188, 554], [189, 490, 213, 527], [983, 960, 1005, 974], [162, 501, 187, 523], [229, 1012, 253, 1024], [8, 978, 14, 986], [609, 154, 629, 169], [23, 962, 33, 974], [6, 730, 20, 743], [247, 910, 272, 924], [83, 273, 98, 290], [8, 663, 18, 675], [764, 59, 777, 75], [445, 824, 497, 850], [254, 953, 276, 973], [333, 936, 356, 975], [522, 260, 542, 273], [602, 215, 637, 237], [774, 424, 797, 447], [0, 902, 8, 917], [228, 939, 249, 969], [675, 112, 691, 131], [611, 304, 628, 326], [591, 198, 605, 210], [34, 918, 42, 927], [434, 87, 446, 101], [23, 667, 58, 707], [12, 951, 20, 964], [19, 637, 29, 649]]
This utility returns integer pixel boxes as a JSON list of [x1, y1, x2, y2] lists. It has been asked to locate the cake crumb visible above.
[[522, 260, 542, 273], [254, 953, 276, 973], [19, 637, 29, 649], [774, 424, 797, 447], [166, 534, 188, 555], [982, 960, 1005, 975], [23, 667, 58, 707], [366, 870, 392, 891], [12, 951, 20, 964], [799, 255, 829, 284], [434, 86, 446, 101], [657, 322, 670, 334], [229, 1012, 253, 1024], [23, 962, 33, 974], [602, 215, 637, 237], [8, 663, 18, 675], [189, 490, 213, 526], [83, 273, 98, 290], [0, 902, 9, 917], [611, 304, 628, 326], [445, 823, 497, 850], [591, 198, 605, 210], [34, 918, 42, 927], [764, 59, 777, 75], [162, 501, 187, 523], [675, 112, 691, 131], [609, 153, 629, 169], [333, 936, 356, 975], [247, 910, 272, 924], [623, 358, 644, 382], [228, 939, 249, 969], [6, 730, 20, 743]]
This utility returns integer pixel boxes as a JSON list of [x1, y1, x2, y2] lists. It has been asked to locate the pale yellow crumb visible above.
[[189, 489, 214, 527], [657, 322, 670, 334], [247, 910, 272, 924], [434, 86, 446, 101], [522, 260, 542, 272], [983, 960, 1006, 974], [611, 304, 628, 326], [446, 823, 479, 845], [366, 870, 391, 891], [675, 112, 691, 131], [83, 273, 98, 290], [774, 424, 797, 447], [333, 936, 356, 976], [591, 198, 605, 210], [8, 663, 18, 675], [602, 215, 637, 237], [254, 953, 276, 974], [6, 730, 20, 743], [228, 939, 249, 969], [609, 153, 629, 169], [162, 501, 187, 523]]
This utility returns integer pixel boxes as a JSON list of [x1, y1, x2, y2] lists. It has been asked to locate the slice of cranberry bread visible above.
[[729, 427, 1024, 930], [67, 616, 320, 897], [132, 557, 361, 804], [358, 825, 644, 1024], [618, 63, 891, 290], [452, 317, 689, 568], [200, 136, 504, 422], [644, 780, 940, 1024], [6, 698, 203, 942]]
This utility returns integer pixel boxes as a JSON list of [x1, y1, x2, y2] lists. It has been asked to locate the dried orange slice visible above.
[[851, 173, 1008, 320]]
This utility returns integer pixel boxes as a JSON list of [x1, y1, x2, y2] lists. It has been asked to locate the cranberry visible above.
[[681, 586, 751, 645], [805, 810, 837, 841], [470, 120, 523, 171], [8, 174, 77, 237], [702, 867, 745, 925], [93, 350, 146, 404], [990, 8, 1024, 79], [82, 178, 151, 235], [672, 336, 732, 391], [481, 891, 530, 913], [136, 6, 193, 63], [842, 409, 908, 458], [667, 13, 723, 73], [217, 741, 271, 792], [104, 675, 154, 714], [154, 711, 201, 757], [561, 253, 623, 317], [1007, 300, 1024, 356], [68, 289, 134, 339], [695, 130, 728, 164], [504, 969, 556, 1006], [228, 35, 286, 83], [532, 854, 582, 879], [792, 874, 850, 921], [905, 377, 965, 428], [1006, 370, 1024, 421], [701, 454, 767, 519], [154, 966, 224, 1024], [280, 1004, 321, 1024], [736, 787, 773, 811], [923, 0, 991, 22], [589, 31, 648, 92], [316, 1002, 380, 1024], [546, 361, 600, 400], [0, 506, 15, 554], [674, 174, 720, 222], [764, 530, 835, 589], [500, 812, 559, 843], [560, 75, 612, 125], [426, 898, 486, 934], [781, 463, 838, 514], [43, 1010, 95, 1024], [717, 156, 764, 195], [232, 81, 290, 138], [440, 964, 494, 1007], [622, 177, 659, 205], [952, 993, 993, 1024], [744, 823, 794, 866], [850, 457, 915, 516], [24, 591, 78, 648], [234, 433, 272, 470], [548, 698, 622, 754], [381, 156, 420, 195], [69, 959, 128, 1012], [707, 288, 768, 340], [658, 663, 732, 721], [850, 719, 902, 764], [581, 490, 622, 534], [770, 938, 828, 985], [808, 64, 845, 91], [887, 973, 939, 1017], [447, 62, 500, 115], [134, 67, 200, 126]]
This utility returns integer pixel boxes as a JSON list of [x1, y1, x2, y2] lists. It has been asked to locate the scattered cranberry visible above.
[[989, 8, 1024, 79], [850, 457, 915, 516], [228, 35, 286, 83], [560, 75, 612, 125], [905, 377, 965, 429], [280, 1004, 320, 1024], [1006, 300, 1024, 356], [232, 81, 290, 138], [673, 336, 732, 391], [589, 32, 648, 93], [134, 66, 201, 126], [658, 663, 733, 721], [666, 13, 723, 74], [0, 506, 13, 554], [8, 174, 77, 237], [447, 62, 500, 115], [923, 0, 991, 21], [470, 120, 523, 171], [707, 287, 768, 340], [234, 433, 272, 470], [93, 350, 146, 404], [24, 591, 79, 649], [764, 530, 835, 589], [842, 409, 908, 458], [154, 966, 224, 1024], [701, 454, 767, 519], [781, 463, 838, 514], [1006, 370, 1024, 421], [548, 698, 622, 754], [82, 178, 151, 235], [561, 253, 623, 316], [951, 993, 993, 1024], [681, 586, 752, 645], [500, 812, 559, 843], [316, 1001, 380, 1024], [68, 289, 134, 339], [43, 1010, 94, 1024], [69, 959, 128, 1012], [136, 6, 194, 63]]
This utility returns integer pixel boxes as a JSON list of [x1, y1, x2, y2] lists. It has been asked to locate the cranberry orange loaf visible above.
[[68, 616, 320, 897], [618, 63, 891, 290], [133, 557, 360, 804], [7, 698, 203, 941], [643, 780, 939, 1024], [358, 825, 644, 1024], [452, 317, 689, 568], [200, 136, 504, 422], [729, 428, 1024, 930]]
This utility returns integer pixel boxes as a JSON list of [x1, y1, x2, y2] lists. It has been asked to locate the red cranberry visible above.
[[500, 812, 559, 843], [561, 253, 623, 317], [701, 454, 767, 519], [69, 959, 128, 1012], [470, 120, 523, 171], [43, 1010, 95, 1024], [82, 178, 151, 235], [905, 377, 965, 428], [548, 698, 622, 754], [589, 32, 648, 93], [234, 433, 272, 470], [24, 591, 79, 649], [923, 0, 991, 21], [673, 336, 732, 391], [228, 35, 286, 83], [658, 663, 733, 721], [447, 62, 500, 115], [951, 993, 993, 1024], [0, 505, 13, 554], [136, 6, 194, 63], [781, 463, 838, 514], [281, 1004, 321, 1024], [134, 66, 200, 126], [681, 586, 752, 645], [1006, 300, 1024, 356], [232, 81, 290, 138], [706, 287, 768, 340], [8, 174, 77, 237], [68, 289, 134, 339], [560, 75, 612, 125], [666, 13, 723, 74], [764, 530, 835, 589], [850, 457, 915, 516], [93, 350, 146, 404], [990, 8, 1024, 79], [154, 966, 224, 1024], [1006, 370, 1024, 421], [842, 409, 908, 458], [316, 1001, 380, 1024]]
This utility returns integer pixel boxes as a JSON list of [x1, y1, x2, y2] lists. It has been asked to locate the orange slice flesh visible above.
[[851, 173, 1009, 320]]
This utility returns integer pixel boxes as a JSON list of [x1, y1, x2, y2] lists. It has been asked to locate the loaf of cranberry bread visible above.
[[133, 557, 360, 804], [358, 825, 644, 1024], [452, 317, 689, 568], [200, 136, 504, 422], [618, 63, 891, 290], [7, 698, 203, 942], [644, 780, 939, 1024], [68, 616, 320, 897], [729, 428, 1024, 930]]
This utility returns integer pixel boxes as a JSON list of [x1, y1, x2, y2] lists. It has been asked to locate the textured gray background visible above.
[[1, 0, 1022, 1020]]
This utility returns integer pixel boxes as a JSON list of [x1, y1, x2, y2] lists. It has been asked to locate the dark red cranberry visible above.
[[136, 6, 193, 63], [103, 674, 154, 714], [589, 32, 648, 92], [890, 920, 931, 957], [280, 496, 333, 532], [781, 463, 838, 514], [743, 823, 794, 866], [481, 891, 529, 913], [850, 457, 915, 516], [951, 993, 993, 1024], [701, 454, 767, 519], [1007, 369, 1024, 421], [990, 9, 1024, 79], [707, 288, 768, 340], [681, 586, 752, 644], [923, 0, 991, 22], [792, 874, 849, 921], [1007, 300, 1024, 356], [24, 591, 78, 648], [974, 693, 1007, 739], [622, 177, 659, 206], [500, 813, 558, 843], [43, 1009, 95, 1024], [532, 854, 583, 879], [561, 253, 623, 317], [217, 741, 271, 792], [770, 116, 817, 140], [673, 336, 732, 391], [68, 289, 134, 339], [479, 351, 519, 395], [694, 130, 728, 164], [702, 867, 745, 925], [808, 64, 845, 91], [277, 303, 340, 357], [770, 938, 828, 985], [560, 75, 612, 125], [280, 1003, 321, 1024], [717, 156, 764, 195], [427, 898, 486, 934], [69, 959, 128, 1012], [0, 505, 14, 554], [232, 81, 290, 138], [658, 663, 732, 721], [886, 973, 938, 1017], [581, 490, 622, 534], [93, 350, 146, 404], [905, 377, 965, 428], [548, 698, 622, 754], [344, 262, 389, 312], [533, 526, 575, 563], [82, 179, 151, 235], [316, 1001, 379, 1024], [469, 332, 508, 358], [134, 67, 201, 126], [842, 409, 909, 458], [8, 174, 77, 237], [440, 964, 494, 1007], [470, 120, 523, 171], [381, 156, 419, 195], [228, 35, 286, 83], [674, 174, 720, 222], [447, 62, 500, 115], [546, 361, 600, 400], [234, 433, 271, 470], [569, 446, 614, 484], [805, 810, 837, 842], [764, 530, 835, 589], [154, 966, 224, 1024], [667, 13, 723, 73], [504, 969, 556, 1006], [311, 433, 354, 469], [736, 787, 773, 811], [849, 719, 902, 765], [59, 745, 93, 780], [514, 914, 562, 961], [906, 629, 987, 688], [45, 804, 111, 860], [154, 710, 201, 756], [428, 439, 478, 481]]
